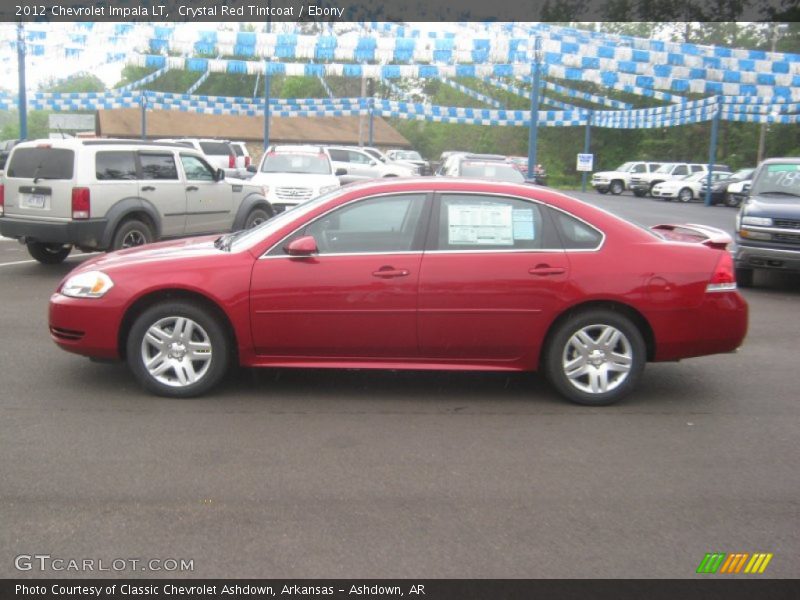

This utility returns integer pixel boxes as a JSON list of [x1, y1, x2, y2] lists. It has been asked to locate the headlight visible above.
[[319, 184, 339, 195], [741, 216, 773, 226], [61, 271, 114, 299]]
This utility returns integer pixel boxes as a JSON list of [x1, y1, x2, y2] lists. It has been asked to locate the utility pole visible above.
[[17, 22, 27, 140]]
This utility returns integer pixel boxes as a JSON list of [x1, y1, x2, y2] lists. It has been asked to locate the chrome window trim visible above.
[[258, 188, 606, 259]]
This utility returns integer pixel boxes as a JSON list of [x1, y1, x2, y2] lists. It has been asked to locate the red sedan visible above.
[[49, 179, 747, 405]]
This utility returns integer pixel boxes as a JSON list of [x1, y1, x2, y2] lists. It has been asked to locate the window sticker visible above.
[[512, 209, 536, 240], [448, 203, 513, 246], [766, 164, 800, 172]]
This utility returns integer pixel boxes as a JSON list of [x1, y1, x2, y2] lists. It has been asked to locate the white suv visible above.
[[0, 139, 272, 264], [157, 138, 241, 178], [249, 145, 341, 213]]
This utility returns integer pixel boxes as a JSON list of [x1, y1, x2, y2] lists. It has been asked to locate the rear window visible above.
[[552, 210, 604, 250], [199, 141, 233, 156], [96, 151, 137, 180], [6, 147, 75, 180], [460, 163, 525, 183], [261, 153, 331, 175]]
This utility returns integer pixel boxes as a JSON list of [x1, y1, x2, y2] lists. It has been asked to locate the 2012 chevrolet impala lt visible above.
[[49, 179, 748, 405]]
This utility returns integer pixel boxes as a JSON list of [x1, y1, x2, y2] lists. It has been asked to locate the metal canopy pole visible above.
[[526, 37, 542, 180], [140, 91, 146, 139], [264, 11, 272, 150], [581, 110, 593, 193], [704, 98, 721, 207], [17, 23, 27, 140], [368, 98, 374, 147]]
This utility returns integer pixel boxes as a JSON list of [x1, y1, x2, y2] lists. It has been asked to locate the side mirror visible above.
[[246, 165, 257, 173], [284, 235, 318, 256], [335, 168, 347, 176], [369, 159, 377, 166], [214, 168, 225, 182], [743, 182, 751, 194]]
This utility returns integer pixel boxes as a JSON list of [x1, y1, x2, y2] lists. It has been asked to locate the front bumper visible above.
[[651, 189, 677, 200], [49, 293, 124, 360], [0, 217, 107, 248], [734, 241, 800, 273]]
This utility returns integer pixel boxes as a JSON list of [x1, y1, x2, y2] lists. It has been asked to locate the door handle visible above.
[[141, 186, 156, 192], [372, 267, 410, 278], [529, 265, 566, 276], [186, 186, 199, 191]]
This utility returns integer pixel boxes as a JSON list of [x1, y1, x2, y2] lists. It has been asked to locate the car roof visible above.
[[13, 138, 191, 150]]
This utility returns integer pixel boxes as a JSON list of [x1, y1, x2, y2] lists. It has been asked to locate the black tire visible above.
[[678, 187, 694, 203], [596, 187, 609, 195], [609, 180, 624, 195], [726, 193, 741, 208], [735, 267, 754, 288], [112, 219, 154, 251], [544, 309, 646, 406], [632, 189, 646, 198], [244, 206, 272, 229], [27, 241, 71, 265], [126, 300, 230, 398]]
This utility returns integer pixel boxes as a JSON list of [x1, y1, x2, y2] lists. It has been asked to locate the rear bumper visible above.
[[49, 293, 123, 360], [0, 216, 107, 248], [651, 291, 748, 361]]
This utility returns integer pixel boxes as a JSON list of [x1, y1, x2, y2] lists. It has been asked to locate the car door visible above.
[[179, 153, 233, 234], [417, 192, 570, 362], [250, 193, 430, 358], [346, 149, 381, 180], [136, 152, 186, 238]]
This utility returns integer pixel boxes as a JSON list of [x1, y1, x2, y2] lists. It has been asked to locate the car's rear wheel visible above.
[[127, 301, 230, 398], [244, 206, 272, 229], [678, 187, 694, 203], [735, 267, 754, 288], [112, 219, 154, 251], [632, 189, 646, 198], [610, 180, 624, 195], [27, 241, 71, 265], [544, 310, 646, 406]]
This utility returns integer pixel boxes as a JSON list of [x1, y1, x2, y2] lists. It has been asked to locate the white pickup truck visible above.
[[591, 161, 665, 195]]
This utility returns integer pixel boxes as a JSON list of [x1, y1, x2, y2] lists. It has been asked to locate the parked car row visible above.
[[436, 152, 548, 186], [591, 160, 756, 206]]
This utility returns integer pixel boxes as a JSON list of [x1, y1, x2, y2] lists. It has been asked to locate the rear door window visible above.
[[139, 153, 179, 180], [6, 147, 75, 179], [96, 151, 137, 180], [199, 141, 232, 156]]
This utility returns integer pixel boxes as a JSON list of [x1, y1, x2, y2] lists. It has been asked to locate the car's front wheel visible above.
[[244, 206, 272, 229], [544, 310, 646, 406], [27, 242, 71, 264], [609, 180, 624, 195], [632, 189, 646, 198], [678, 187, 694, 203], [596, 187, 609, 194], [735, 267, 754, 288], [126, 301, 230, 397]]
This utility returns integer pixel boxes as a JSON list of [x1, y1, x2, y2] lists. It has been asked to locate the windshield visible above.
[[460, 163, 525, 183], [731, 168, 754, 180], [751, 163, 800, 197], [616, 162, 635, 172], [229, 187, 347, 251], [396, 151, 422, 160], [261, 153, 332, 175]]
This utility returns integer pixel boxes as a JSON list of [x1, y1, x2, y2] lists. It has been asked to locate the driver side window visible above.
[[276, 194, 428, 255], [180, 154, 215, 181]]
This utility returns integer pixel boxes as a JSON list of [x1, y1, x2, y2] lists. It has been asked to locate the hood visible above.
[[74, 235, 224, 274], [744, 194, 800, 219], [249, 171, 338, 188]]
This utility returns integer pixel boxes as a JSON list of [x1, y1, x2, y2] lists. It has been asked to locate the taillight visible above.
[[0, 184, 4, 216], [229, 154, 235, 168], [72, 187, 90, 220], [706, 252, 737, 292]]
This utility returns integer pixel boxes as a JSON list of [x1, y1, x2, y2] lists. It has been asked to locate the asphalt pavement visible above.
[[1, 191, 798, 579]]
